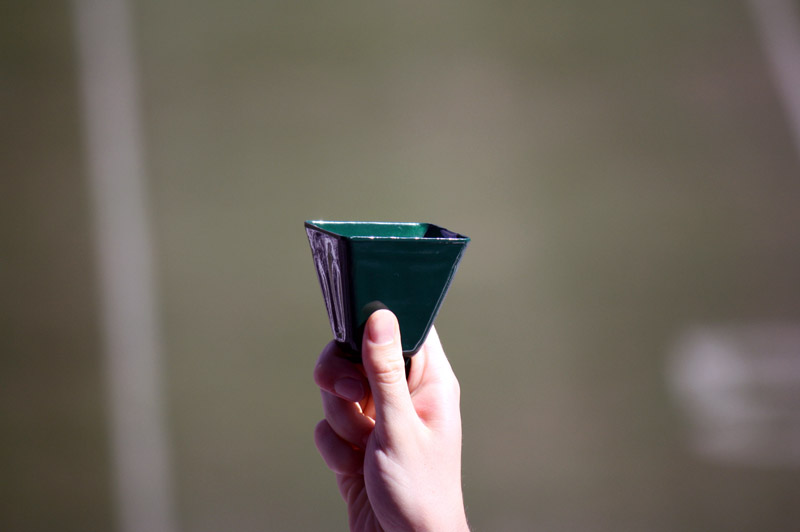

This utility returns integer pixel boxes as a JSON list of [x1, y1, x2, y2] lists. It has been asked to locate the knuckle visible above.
[[312, 359, 328, 386], [371, 358, 407, 386], [450, 375, 461, 399]]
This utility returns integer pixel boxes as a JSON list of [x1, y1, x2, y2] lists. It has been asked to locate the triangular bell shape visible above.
[[305, 221, 469, 358]]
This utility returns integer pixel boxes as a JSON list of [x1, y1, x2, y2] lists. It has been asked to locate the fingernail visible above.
[[367, 311, 395, 345], [334, 378, 365, 402]]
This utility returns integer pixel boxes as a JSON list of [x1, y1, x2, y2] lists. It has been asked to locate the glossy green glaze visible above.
[[305, 221, 469, 357]]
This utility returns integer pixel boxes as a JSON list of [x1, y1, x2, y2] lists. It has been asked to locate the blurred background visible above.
[[3, 1, 800, 531]]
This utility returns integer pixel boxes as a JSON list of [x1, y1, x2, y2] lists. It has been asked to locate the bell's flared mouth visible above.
[[305, 221, 469, 241]]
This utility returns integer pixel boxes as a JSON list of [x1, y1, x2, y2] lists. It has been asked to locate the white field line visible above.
[[72, 1, 178, 531], [747, 0, 800, 165]]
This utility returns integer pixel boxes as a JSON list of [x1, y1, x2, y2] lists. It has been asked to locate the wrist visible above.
[[418, 500, 469, 532]]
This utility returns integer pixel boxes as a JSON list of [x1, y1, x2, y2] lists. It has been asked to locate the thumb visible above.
[[361, 310, 415, 429]]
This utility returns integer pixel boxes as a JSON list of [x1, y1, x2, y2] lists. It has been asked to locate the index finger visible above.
[[314, 341, 368, 402]]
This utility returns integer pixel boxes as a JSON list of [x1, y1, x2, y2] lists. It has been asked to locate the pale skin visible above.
[[313, 309, 470, 532]]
